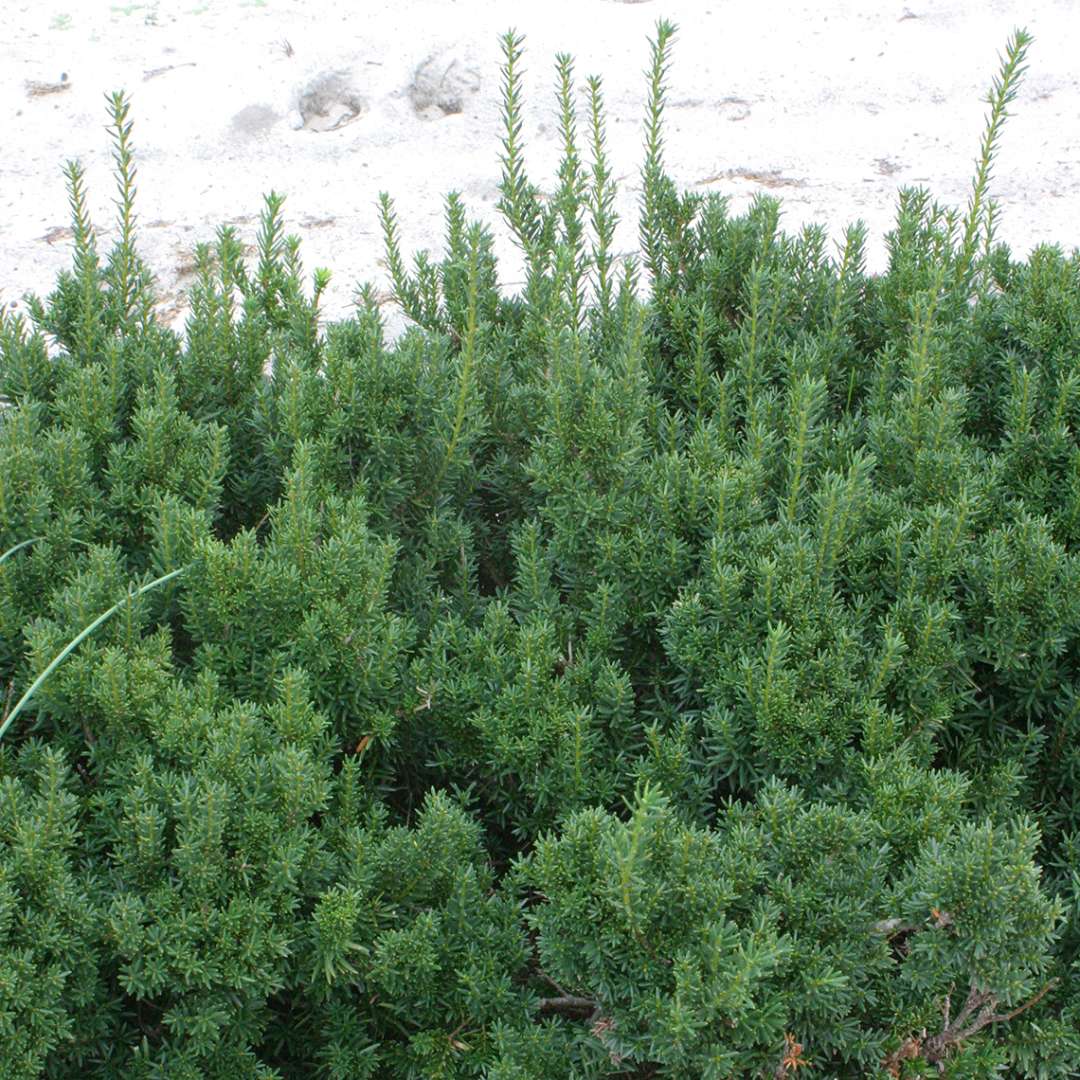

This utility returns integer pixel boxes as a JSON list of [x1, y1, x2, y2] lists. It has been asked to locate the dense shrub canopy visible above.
[[1, 24, 1078, 1080]]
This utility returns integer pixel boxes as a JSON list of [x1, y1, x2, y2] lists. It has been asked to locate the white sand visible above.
[[4, 0, 1078, 342]]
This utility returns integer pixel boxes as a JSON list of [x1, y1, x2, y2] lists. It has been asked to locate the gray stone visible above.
[[297, 71, 367, 132], [408, 52, 480, 119]]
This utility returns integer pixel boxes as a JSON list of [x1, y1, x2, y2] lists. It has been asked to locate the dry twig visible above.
[[882, 978, 1058, 1075]]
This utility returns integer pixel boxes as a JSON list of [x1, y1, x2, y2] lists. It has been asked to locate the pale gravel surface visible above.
[[3, 0, 1078, 342]]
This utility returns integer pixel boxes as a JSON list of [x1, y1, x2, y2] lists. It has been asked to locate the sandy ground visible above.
[[3, 0, 1078, 342]]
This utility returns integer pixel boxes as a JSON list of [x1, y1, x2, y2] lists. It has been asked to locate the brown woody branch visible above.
[[535, 971, 599, 1019], [533, 973, 632, 1071], [883, 977, 1058, 1075], [538, 993, 600, 1018]]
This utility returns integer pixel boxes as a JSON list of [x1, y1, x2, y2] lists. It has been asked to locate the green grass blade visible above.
[[0, 565, 188, 744], [0, 536, 92, 567], [0, 537, 43, 566]]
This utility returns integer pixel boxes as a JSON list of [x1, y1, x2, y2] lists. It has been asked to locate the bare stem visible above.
[[537, 994, 598, 1018]]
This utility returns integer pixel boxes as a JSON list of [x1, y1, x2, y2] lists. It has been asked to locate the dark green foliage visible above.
[[1, 26, 1078, 1079]]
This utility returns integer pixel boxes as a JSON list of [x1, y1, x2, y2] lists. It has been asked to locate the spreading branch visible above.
[[883, 978, 1058, 1075], [537, 993, 599, 1018], [534, 970, 599, 1018]]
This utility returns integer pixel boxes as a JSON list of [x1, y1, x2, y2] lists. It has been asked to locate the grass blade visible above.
[[0, 565, 188, 744]]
